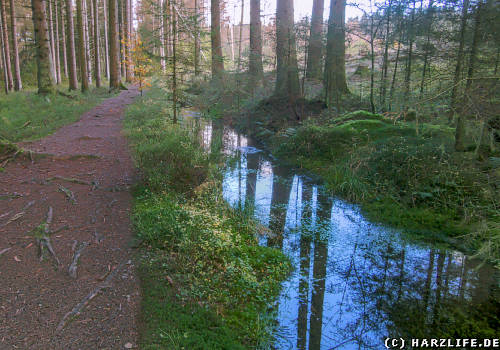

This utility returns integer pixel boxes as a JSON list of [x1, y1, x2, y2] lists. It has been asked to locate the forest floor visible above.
[[0, 86, 141, 349]]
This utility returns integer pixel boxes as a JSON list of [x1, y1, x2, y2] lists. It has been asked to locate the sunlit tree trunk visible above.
[[275, 0, 300, 99], [93, 0, 101, 86], [194, 0, 200, 75], [83, 0, 92, 84], [65, 0, 78, 89], [172, 0, 177, 123], [379, 0, 392, 109], [53, 0, 62, 83], [249, 0, 263, 89], [0, 0, 13, 90], [32, 0, 56, 94], [8, 0, 21, 90], [324, 0, 348, 109], [419, 0, 434, 99], [0, 32, 7, 93], [237, 0, 244, 72], [388, 38, 401, 111], [103, 0, 109, 79], [47, 0, 57, 82], [210, 0, 223, 79], [306, 0, 324, 80], [118, 0, 124, 77], [76, 0, 89, 91], [108, 0, 120, 88], [58, 0, 68, 77], [124, 0, 132, 82], [403, 0, 416, 109]]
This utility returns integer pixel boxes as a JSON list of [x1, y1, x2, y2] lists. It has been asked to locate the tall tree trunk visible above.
[[108, 0, 121, 89], [403, 0, 416, 109], [83, 0, 92, 84], [419, 0, 434, 99], [210, 0, 223, 79], [124, 0, 132, 82], [0, 30, 7, 93], [32, 0, 56, 94], [249, 0, 263, 89], [194, 0, 200, 75], [389, 38, 401, 110], [76, 0, 88, 91], [0, 0, 13, 90], [53, 0, 62, 83], [118, 0, 124, 77], [275, 0, 300, 99], [65, 0, 78, 89], [171, 0, 177, 123], [379, 0, 392, 109], [324, 0, 348, 109], [449, 0, 469, 120], [93, 0, 101, 86], [58, 0, 68, 77], [237, 0, 244, 72], [306, 0, 324, 80], [456, 0, 482, 151], [103, 0, 109, 79], [47, 0, 57, 82], [9, 0, 21, 90]]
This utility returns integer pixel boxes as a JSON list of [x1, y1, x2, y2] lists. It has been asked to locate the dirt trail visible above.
[[0, 87, 141, 349]]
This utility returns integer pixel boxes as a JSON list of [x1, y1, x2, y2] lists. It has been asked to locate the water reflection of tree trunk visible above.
[[397, 248, 406, 301], [268, 166, 292, 249], [443, 253, 452, 297], [431, 251, 445, 325], [308, 197, 330, 350], [237, 135, 243, 209], [423, 249, 435, 324], [459, 256, 468, 300], [246, 152, 259, 208]]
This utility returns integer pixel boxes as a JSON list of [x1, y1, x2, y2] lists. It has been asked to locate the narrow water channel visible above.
[[184, 112, 499, 350]]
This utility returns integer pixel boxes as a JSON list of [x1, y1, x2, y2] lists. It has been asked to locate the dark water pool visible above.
[[184, 112, 499, 350]]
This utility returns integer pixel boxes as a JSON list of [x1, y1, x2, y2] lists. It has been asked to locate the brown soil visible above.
[[0, 87, 141, 349]]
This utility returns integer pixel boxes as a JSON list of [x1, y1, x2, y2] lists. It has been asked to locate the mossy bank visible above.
[[123, 86, 291, 349]]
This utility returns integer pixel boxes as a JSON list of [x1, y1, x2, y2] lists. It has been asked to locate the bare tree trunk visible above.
[[93, 0, 101, 86], [194, 0, 200, 75], [83, 0, 92, 84], [54, 0, 62, 83], [249, 0, 263, 89], [419, 0, 434, 99], [403, 0, 416, 109], [306, 0, 324, 80], [118, 0, 124, 77], [275, 0, 300, 99], [456, 0, 482, 151], [65, 0, 78, 89], [58, 0, 68, 77], [324, 0, 348, 109], [47, 0, 57, 82], [0, 0, 13, 90], [172, 0, 177, 123], [124, 0, 132, 82], [210, 0, 223, 79], [388, 39, 401, 111], [0, 30, 7, 93], [76, 0, 88, 91], [237, 0, 244, 72], [103, 0, 109, 79], [32, 0, 56, 94], [450, 0, 469, 122], [108, 0, 121, 89], [379, 0, 392, 109], [8, 0, 21, 90]]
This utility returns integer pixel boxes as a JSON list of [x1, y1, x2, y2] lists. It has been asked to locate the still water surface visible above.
[[184, 113, 499, 350]]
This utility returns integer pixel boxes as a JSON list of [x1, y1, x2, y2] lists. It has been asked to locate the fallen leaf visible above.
[[124, 343, 133, 349], [14, 256, 21, 262]]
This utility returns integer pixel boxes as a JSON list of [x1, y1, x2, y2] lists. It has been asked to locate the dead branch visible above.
[[47, 176, 91, 186], [0, 247, 11, 256], [36, 207, 60, 265], [56, 260, 129, 332], [0, 200, 35, 228], [68, 241, 88, 279], [58, 186, 77, 204]]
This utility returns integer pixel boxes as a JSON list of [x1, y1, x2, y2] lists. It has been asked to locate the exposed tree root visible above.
[[0, 200, 35, 228], [56, 259, 129, 332], [0, 247, 11, 256], [47, 176, 91, 186], [36, 207, 61, 266], [68, 241, 88, 279]]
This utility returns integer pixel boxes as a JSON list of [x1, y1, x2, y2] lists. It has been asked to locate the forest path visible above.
[[0, 86, 141, 349]]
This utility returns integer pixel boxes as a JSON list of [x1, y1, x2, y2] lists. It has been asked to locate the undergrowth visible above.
[[0, 86, 116, 142], [124, 86, 291, 349]]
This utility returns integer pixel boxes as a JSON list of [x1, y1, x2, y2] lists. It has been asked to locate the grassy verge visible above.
[[186, 78, 499, 267], [0, 86, 116, 142], [123, 87, 291, 349]]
